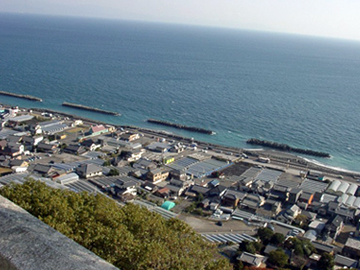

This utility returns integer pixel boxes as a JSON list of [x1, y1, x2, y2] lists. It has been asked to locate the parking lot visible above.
[[179, 214, 256, 234]]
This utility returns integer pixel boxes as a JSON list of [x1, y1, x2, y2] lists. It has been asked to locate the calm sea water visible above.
[[1, 13, 360, 171]]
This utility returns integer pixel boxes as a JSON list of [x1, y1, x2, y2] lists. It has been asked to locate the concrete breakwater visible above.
[[62, 102, 120, 116], [0, 90, 42, 102], [147, 118, 214, 135], [246, 138, 331, 158]]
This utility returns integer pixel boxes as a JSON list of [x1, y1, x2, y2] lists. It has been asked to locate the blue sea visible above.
[[1, 13, 360, 171]]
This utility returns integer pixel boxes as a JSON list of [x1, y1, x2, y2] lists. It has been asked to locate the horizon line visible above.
[[2, 11, 360, 44]]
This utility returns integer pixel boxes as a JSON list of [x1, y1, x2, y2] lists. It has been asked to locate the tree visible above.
[[318, 252, 334, 270], [257, 227, 274, 244], [0, 180, 232, 270], [268, 249, 289, 268], [270, 233, 285, 246], [236, 261, 244, 270], [253, 241, 263, 252], [102, 160, 111, 166], [196, 193, 204, 202], [108, 168, 119, 176], [295, 214, 308, 224], [286, 237, 314, 258], [60, 143, 67, 149], [239, 240, 256, 254], [294, 243, 304, 256]]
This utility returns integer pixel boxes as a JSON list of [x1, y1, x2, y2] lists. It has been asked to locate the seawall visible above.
[[62, 102, 120, 116], [147, 118, 214, 135], [0, 90, 42, 102]]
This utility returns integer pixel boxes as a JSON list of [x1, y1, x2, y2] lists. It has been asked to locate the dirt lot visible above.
[[0, 167, 12, 175], [220, 162, 251, 176]]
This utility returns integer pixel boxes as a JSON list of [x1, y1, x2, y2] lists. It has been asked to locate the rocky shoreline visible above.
[[246, 138, 331, 158]]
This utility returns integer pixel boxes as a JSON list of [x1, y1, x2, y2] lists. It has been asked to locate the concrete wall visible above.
[[0, 195, 119, 270]]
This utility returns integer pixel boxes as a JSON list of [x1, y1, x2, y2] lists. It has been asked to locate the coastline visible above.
[[2, 102, 360, 177]]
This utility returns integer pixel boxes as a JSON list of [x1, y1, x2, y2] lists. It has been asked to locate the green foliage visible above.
[[47, 135, 56, 141], [268, 249, 289, 268], [0, 180, 231, 270], [239, 240, 256, 254], [253, 241, 263, 252], [185, 202, 197, 213], [102, 160, 111, 166], [294, 214, 310, 230], [318, 252, 334, 270], [257, 227, 274, 244], [294, 244, 304, 256], [236, 261, 244, 270], [286, 237, 315, 258], [270, 232, 285, 246], [196, 193, 204, 202], [108, 168, 119, 176], [60, 143, 67, 149]]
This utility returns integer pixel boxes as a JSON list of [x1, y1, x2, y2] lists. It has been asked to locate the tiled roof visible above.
[[91, 125, 106, 133]]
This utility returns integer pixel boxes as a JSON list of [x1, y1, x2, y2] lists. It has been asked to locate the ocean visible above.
[[1, 13, 360, 171]]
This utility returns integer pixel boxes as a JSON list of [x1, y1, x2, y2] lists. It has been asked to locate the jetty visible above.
[[0, 90, 42, 102], [147, 118, 214, 135], [246, 138, 330, 158], [62, 102, 120, 116]]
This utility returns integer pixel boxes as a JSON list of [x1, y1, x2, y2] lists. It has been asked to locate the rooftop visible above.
[[345, 237, 360, 250]]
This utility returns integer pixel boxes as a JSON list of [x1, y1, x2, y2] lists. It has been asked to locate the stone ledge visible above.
[[0, 195, 119, 270]]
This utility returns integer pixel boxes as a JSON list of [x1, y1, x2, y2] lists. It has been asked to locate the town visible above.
[[1, 103, 360, 269]]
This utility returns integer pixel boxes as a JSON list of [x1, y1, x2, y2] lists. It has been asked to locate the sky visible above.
[[1, 0, 360, 41]]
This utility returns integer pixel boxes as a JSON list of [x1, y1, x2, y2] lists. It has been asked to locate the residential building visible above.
[[133, 158, 157, 170], [63, 144, 87, 155], [81, 139, 101, 151], [76, 164, 103, 179], [87, 125, 108, 137], [119, 132, 139, 142], [343, 238, 360, 259], [334, 254, 358, 269], [237, 252, 267, 268], [325, 215, 343, 239], [36, 142, 59, 154], [185, 185, 210, 197], [241, 194, 265, 212], [146, 168, 169, 183], [289, 188, 302, 204], [222, 189, 246, 207], [298, 191, 314, 205]]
